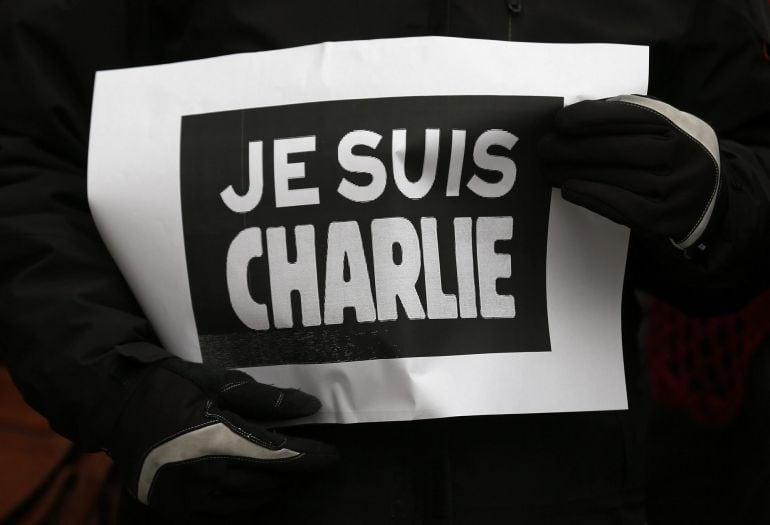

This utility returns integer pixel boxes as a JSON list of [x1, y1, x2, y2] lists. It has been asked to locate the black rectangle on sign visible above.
[[180, 95, 561, 368]]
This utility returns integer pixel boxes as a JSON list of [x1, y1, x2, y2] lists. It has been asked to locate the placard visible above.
[[88, 37, 648, 422]]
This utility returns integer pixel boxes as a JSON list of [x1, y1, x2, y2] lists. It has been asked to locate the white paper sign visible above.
[[88, 37, 648, 423]]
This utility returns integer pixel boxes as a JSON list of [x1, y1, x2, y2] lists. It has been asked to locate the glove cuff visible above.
[[671, 179, 729, 260], [608, 94, 722, 249]]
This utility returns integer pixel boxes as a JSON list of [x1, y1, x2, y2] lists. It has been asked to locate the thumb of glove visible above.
[[109, 357, 337, 521]]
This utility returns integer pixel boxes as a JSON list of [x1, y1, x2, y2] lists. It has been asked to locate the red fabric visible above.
[[0, 367, 119, 525], [647, 289, 770, 425]]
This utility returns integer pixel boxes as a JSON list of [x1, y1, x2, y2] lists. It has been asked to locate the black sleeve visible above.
[[0, 0, 170, 450], [633, 0, 770, 315]]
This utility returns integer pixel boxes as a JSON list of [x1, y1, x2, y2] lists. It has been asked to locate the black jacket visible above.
[[1, 1, 769, 522]]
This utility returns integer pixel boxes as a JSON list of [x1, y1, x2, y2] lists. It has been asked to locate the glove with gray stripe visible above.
[[108, 357, 336, 522], [539, 95, 723, 253]]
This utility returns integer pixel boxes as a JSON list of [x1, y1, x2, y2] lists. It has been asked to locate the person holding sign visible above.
[[1, 1, 769, 524]]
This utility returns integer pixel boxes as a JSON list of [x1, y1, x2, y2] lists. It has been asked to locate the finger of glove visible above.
[[217, 373, 322, 420], [544, 165, 669, 198], [213, 408, 339, 470], [166, 360, 322, 420], [560, 179, 662, 233], [555, 99, 671, 136], [539, 132, 673, 169]]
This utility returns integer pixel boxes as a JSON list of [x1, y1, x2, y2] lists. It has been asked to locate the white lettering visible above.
[[421, 217, 458, 319], [337, 130, 387, 203], [454, 217, 478, 318], [220, 141, 264, 213], [446, 130, 466, 197], [468, 130, 518, 199], [226, 227, 271, 330], [324, 221, 377, 325], [266, 225, 322, 328], [476, 216, 515, 318], [392, 129, 440, 199], [371, 217, 426, 321], [274, 136, 320, 208]]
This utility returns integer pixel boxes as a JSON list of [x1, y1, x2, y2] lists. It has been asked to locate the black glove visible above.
[[539, 95, 723, 252], [108, 357, 337, 523]]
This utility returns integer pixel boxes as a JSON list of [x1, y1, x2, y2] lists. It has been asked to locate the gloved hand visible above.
[[539, 95, 723, 252], [108, 357, 337, 522]]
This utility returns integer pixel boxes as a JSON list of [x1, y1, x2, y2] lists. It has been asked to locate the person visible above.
[[1, 1, 768, 523]]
